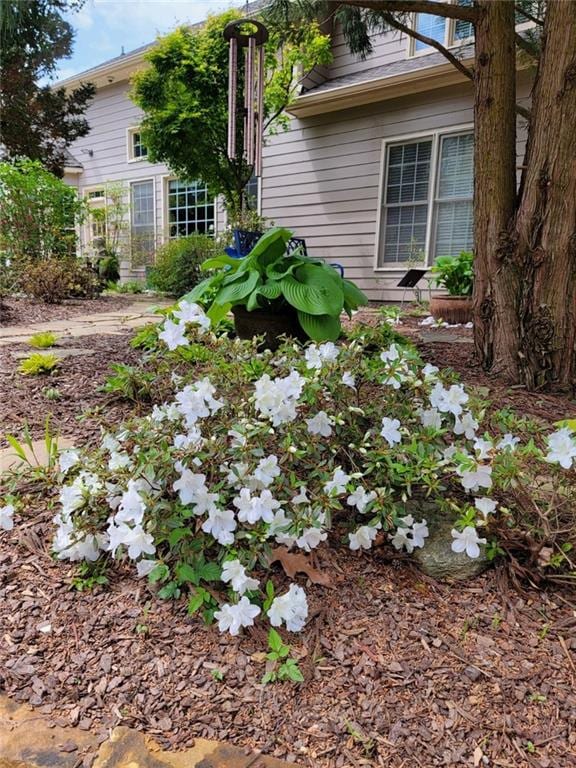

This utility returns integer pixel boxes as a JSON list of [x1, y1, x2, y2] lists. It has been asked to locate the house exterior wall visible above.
[[261, 71, 532, 302]]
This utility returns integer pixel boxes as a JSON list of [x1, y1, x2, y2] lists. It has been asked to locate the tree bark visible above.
[[472, 1, 520, 378], [513, 0, 576, 392]]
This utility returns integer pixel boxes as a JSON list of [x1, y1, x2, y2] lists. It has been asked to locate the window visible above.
[[131, 180, 155, 258], [245, 175, 259, 212], [84, 188, 107, 245], [167, 179, 214, 238], [377, 129, 473, 268], [411, 0, 473, 54], [414, 12, 446, 52], [127, 128, 148, 161]]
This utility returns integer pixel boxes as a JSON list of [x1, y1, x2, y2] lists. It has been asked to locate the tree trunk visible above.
[[512, 0, 576, 392], [472, 0, 520, 379]]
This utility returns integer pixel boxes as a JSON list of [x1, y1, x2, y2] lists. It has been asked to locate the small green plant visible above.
[[528, 693, 547, 704], [345, 721, 375, 756], [261, 628, 304, 684], [42, 386, 62, 401], [71, 561, 109, 591], [429, 251, 474, 297], [210, 668, 225, 682], [28, 331, 58, 348], [19, 352, 59, 375], [102, 363, 155, 403]]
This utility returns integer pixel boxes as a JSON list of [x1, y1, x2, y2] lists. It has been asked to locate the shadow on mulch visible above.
[[0, 295, 135, 327]]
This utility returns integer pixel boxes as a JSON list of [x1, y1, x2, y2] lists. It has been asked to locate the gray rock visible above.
[[409, 502, 489, 581]]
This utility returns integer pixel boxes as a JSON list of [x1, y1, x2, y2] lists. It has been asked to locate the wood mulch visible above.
[[0, 519, 574, 767], [0, 332, 140, 450], [0, 295, 136, 327]]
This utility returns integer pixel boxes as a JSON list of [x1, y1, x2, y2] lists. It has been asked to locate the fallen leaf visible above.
[[473, 746, 483, 766], [268, 547, 333, 587]]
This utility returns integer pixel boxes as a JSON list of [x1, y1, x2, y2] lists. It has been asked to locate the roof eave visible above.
[[287, 59, 475, 118], [56, 49, 148, 91]]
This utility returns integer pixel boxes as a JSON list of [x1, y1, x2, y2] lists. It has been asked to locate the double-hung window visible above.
[[377, 129, 473, 268], [131, 180, 155, 258], [411, 0, 474, 55], [167, 179, 214, 238], [127, 127, 148, 161]]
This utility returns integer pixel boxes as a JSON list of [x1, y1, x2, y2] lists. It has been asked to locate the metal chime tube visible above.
[[255, 45, 265, 177], [227, 37, 237, 159], [246, 36, 256, 165]]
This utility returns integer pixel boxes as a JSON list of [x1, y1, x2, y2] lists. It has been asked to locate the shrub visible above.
[[6, 301, 573, 642], [19, 352, 59, 375], [147, 234, 219, 296], [28, 331, 58, 349], [21, 258, 100, 303], [430, 251, 474, 297]]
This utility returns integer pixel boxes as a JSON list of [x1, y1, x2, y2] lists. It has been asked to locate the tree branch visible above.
[[514, 32, 540, 60], [515, 103, 531, 121], [336, 0, 479, 23], [379, 12, 474, 82], [515, 5, 544, 26]]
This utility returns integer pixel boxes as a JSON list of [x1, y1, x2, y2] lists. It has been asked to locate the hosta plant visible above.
[[186, 227, 368, 342], [3, 301, 575, 640], [19, 352, 59, 375]]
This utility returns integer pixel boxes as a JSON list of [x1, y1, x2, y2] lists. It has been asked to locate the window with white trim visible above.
[[127, 128, 148, 161], [377, 129, 474, 268], [167, 179, 214, 238], [131, 180, 155, 257], [411, 0, 473, 55]]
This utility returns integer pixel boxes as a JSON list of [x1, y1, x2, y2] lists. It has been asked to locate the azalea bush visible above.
[[3, 302, 575, 639]]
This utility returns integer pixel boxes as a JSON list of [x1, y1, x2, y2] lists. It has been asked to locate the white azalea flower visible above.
[[451, 526, 486, 559], [123, 525, 156, 560], [475, 497, 498, 517], [391, 517, 428, 552], [319, 341, 339, 362], [453, 411, 479, 440], [474, 438, 493, 460], [115, 479, 146, 525], [136, 559, 158, 578], [159, 318, 189, 351], [419, 407, 443, 430], [545, 428, 576, 469], [253, 455, 281, 487], [215, 597, 261, 636], [347, 486, 377, 513], [342, 371, 356, 389], [228, 429, 247, 448], [306, 410, 334, 438], [380, 343, 400, 363], [430, 382, 469, 416], [324, 467, 350, 496], [391, 526, 413, 552], [233, 488, 281, 524], [458, 462, 493, 493], [201, 507, 237, 546], [292, 487, 309, 505], [497, 433, 520, 452], [304, 344, 322, 370], [267, 508, 294, 545], [108, 451, 132, 471], [59, 449, 80, 474], [349, 523, 380, 551], [267, 584, 308, 632], [221, 559, 259, 595], [411, 520, 429, 549], [223, 462, 250, 487], [0, 504, 15, 531], [174, 469, 218, 514], [422, 363, 439, 378], [173, 428, 204, 450], [381, 417, 402, 447], [296, 525, 328, 552], [173, 300, 210, 332], [254, 371, 304, 426]]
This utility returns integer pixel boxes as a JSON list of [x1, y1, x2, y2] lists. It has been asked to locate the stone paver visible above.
[[0, 437, 76, 475], [0, 696, 293, 768], [0, 298, 173, 348]]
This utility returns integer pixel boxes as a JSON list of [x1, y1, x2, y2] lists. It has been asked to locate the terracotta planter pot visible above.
[[429, 295, 473, 325], [232, 305, 307, 350]]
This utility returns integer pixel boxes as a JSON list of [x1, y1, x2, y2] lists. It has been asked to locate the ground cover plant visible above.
[[3, 301, 574, 648]]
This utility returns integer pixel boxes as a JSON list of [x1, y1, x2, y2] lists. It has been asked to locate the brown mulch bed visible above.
[[0, 521, 574, 767], [0, 295, 136, 327], [0, 332, 140, 450]]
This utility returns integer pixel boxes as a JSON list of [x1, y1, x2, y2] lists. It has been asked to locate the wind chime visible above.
[[224, 16, 269, 178]]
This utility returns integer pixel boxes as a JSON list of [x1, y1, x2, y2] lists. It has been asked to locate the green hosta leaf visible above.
[[246, 282, 283, 310], [281, 269, 343, 317], [244, 227, 292, 267], [207, 302, 232, 325], [555, 419, 576, 431], [297, 310, 341, 342], [201, 254, 242, 271], [266, 257, 301, 281], [184, 272, 224, 302], [342, 279, 368, 311], [216, 271, 261, 304]]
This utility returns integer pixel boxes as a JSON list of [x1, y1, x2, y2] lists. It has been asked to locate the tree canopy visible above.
[[0, 0, 95, 176], [131, 9, 332, 221]]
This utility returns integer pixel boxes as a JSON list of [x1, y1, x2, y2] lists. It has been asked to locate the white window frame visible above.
[[374, 123, 473, 272], [126, 126, 148, 163], [81, 185, 108, 253], [130, 176, 157, 257], [163, 176, 217, 240]]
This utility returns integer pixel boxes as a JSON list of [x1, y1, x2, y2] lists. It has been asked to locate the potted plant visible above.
[[429, 251, 474, 325], [185, 227, 368, 349]]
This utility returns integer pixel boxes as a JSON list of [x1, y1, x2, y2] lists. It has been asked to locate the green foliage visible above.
[[28, 331, 58, 348], [262, 629, 304, 684], [188, 227, 368, 341], [131, 9, 331, 218], [0, 159, 85, 268], [71, 561, 109, 592], [147, 234, 219, 297], [102, 363, 155, 403], [42, 386, 62, 400], [19, 352, 59, 375], [21, 257, 100, 303], [0, 1, 94, 175], [108, 280, 144, 295], [430, 252, 474, 297]]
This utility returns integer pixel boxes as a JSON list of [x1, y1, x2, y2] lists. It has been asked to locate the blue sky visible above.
[[56, 0, 247, 81]]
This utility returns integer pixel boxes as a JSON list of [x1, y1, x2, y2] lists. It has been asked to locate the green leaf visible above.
[[263, 579, 275, 611], [168, 528, 190, 547], [184, 272, 224, 302], [555, 419, 576, 431], [216, 270, 261, 304], [175, 562, 199, 585], [284, 660, 304, 683], [280, 267, 344, 316], [243, 227, 292, 267], [199, 561, 221, 582], [342, 278, 368, 310], [201, 254, 242, 271], [246, 282, 283, 311], [206, 302, 231, 324], [158, 581, 181, 600], [5, 434, 27, 461], [297, 311, 341, 342], [268, 628, 283, 653], [187, 589, 207, 615], [149, 564, 169, 583]]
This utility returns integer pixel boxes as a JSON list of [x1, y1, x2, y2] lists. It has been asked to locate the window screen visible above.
[[168, 179, 214, 238], [433, 133, 474, 258], [454, 0, 474, 41], [131, 180, 155, 257]]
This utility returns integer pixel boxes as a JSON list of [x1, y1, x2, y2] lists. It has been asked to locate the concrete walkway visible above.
[[0, 298, 173, 348], [0, 695, 292, 768]]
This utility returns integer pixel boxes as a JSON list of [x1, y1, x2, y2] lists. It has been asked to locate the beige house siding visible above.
[[262, 72, 532, 302], [329, 26, 408, 80]]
